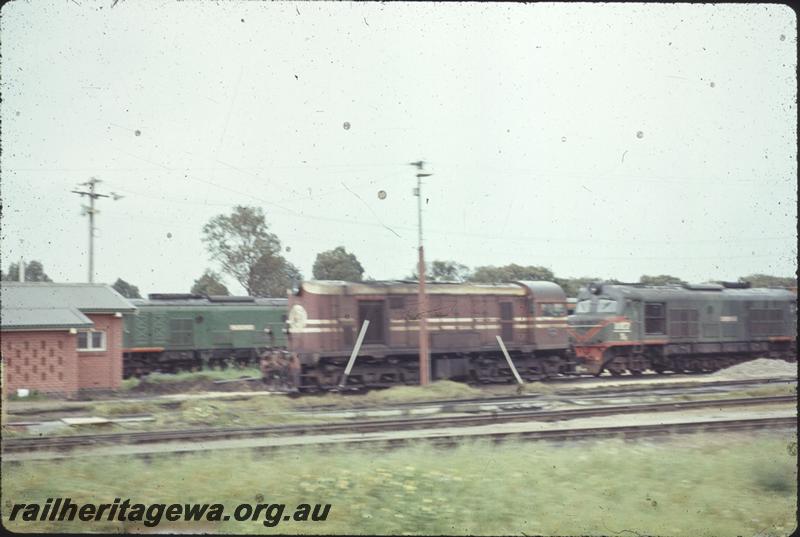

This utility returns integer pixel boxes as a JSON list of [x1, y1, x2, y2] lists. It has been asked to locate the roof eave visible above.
[[1, 323, 92, 331]]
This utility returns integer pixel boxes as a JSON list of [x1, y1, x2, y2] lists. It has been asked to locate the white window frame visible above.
[[77, 330, 107, 352]]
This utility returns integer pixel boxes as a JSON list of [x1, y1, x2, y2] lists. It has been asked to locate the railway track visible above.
[[5, 375, 794, 421], [4, 394, 795, 455], [297, 376, 797, 413], [391, 416, 798, 448]]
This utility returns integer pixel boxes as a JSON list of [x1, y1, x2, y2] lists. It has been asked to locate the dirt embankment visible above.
[[710, 358, 797, 380]]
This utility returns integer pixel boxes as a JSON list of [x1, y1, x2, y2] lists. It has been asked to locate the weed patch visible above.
[[2, 431, 795, 535]]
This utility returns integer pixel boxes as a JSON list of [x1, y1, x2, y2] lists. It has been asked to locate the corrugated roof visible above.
[[1, 307, 93, 330], [1, 282, 137, 313]]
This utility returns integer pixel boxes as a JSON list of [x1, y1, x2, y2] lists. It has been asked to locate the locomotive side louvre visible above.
[[123, 296, 288, 377], [568, 283, 797, 375], [286, 280, 573, 390]]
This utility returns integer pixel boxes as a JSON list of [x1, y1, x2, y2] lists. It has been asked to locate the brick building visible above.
[[1, 283, 136, 397]]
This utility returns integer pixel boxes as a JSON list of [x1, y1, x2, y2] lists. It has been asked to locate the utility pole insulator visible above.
[[70, 177, 119, 283]]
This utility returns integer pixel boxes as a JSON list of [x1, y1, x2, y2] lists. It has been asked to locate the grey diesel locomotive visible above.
[[567, 282, 797, 376]]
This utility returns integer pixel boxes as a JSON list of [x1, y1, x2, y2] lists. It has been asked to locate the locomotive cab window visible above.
[[575, 300, 592, 313], [539, 303, 567, 317], [644, 303, 666, 334], [597, 299, 618, 314]]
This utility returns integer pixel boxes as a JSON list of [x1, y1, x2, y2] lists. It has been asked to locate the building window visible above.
[[78, 330, 107, 351]]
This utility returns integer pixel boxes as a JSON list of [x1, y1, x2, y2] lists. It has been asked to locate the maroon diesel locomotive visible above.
[[285, 280, 575, 390]]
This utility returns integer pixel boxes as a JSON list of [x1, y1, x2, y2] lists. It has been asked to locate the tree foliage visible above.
[[430, 260, 470, 282], [468, 264, 555, 284], [312, 246, 364, 281], [112, 278, 141, 298], [249, 254, 303, 297], [191, 270, 230, 296], [1, 260, 53, 282], [639, 274, 687, 286], [406, 260, 471, 282], [738, 274, 797, 288], [554, 277, 604, 297], [201, 206, 301, 296]]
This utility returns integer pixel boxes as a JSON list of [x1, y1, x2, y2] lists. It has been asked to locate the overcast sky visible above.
[[1, 2, 796, 295]]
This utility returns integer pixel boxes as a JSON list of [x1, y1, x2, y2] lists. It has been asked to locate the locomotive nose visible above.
[[567, 314, 610, 344]]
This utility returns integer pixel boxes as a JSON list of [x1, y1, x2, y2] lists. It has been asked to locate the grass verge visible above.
[[117, 368, 264, 395], [2, 431, 796, 535]]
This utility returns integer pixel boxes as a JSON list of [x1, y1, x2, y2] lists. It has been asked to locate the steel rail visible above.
[[297, 377, 797, 412], [3, 417, 796, 462], [3, 394, 795, 454], [378, 416, 798, 449], [5, 376, 794, 419]]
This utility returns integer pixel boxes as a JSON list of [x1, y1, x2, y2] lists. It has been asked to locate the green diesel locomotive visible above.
[[568, 282, 797, 375], [122, 294, 287, 377]]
